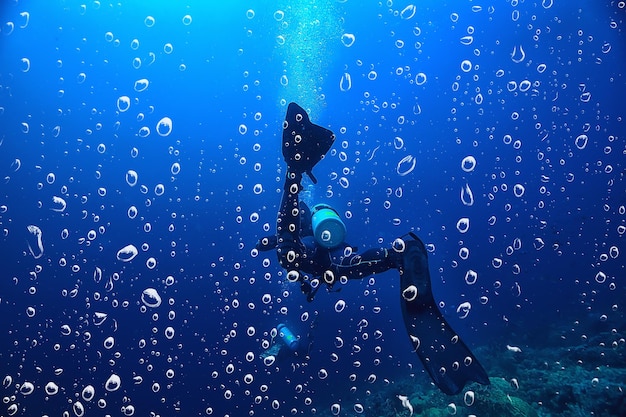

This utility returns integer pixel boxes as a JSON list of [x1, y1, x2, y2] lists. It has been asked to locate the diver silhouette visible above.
[[256, 102, 489, 395], [260, 321, 316, 366]]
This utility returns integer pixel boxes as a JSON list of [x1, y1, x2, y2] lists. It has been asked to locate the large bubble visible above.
[[141, 288, 162, 308]]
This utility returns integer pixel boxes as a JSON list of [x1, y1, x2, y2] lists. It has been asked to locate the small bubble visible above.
[[125, 170, 138, 186], [20, 57, 31, 72], [461, 155, 476, 172], [146, 257, 157, 269], [400, 5, 416, 19], [464, 270, 478, 285], [339, 72, 352, 91], [456, 302, 471, 319], [45, 382, 59, 395], [511, 44, 526, 63], [117, 96, 131, 112], [456, 217, 470, 233], [397, 155, 416, 176], [105, 374, 121, 391], [104, 336, 115, 349], [141, 288, 162, 307], [460, 35, 474, 45], [341, 33, 356, 47], [156, 117, 173, 136], [134, 78, 149, 92], [461, 183, 474, 206], [460, 60, 472, 72], [272, 10, 284, 21], [575, 134, 588, 149]]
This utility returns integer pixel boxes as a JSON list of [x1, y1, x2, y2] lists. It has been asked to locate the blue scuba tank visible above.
[[311, 204, 346, 249], [277, 323, 299, 351]]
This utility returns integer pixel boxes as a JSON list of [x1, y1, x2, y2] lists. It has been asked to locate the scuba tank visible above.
[[277, 323, 299, 351], [311, 204, 346, 249]]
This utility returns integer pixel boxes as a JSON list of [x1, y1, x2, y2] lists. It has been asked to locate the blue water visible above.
[[1, 1, 624, 416]]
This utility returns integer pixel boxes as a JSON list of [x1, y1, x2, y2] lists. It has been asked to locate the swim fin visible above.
[[397, 236, 490, 395], [282, 102, 335, 184]]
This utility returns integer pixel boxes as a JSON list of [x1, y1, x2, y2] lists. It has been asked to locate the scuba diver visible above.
[[256, 102, 489, 395], [260, 321, 316, 366]]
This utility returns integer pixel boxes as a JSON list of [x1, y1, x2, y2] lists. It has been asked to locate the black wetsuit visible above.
[[255, 177, 398, 300], [257, 102, 490, 395]]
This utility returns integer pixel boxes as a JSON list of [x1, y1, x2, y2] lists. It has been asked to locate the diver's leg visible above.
[[276, 171, 305, 272], [332, 247, 398, 281], [276, 102, 335, 273], [397, 236, 489, 395]]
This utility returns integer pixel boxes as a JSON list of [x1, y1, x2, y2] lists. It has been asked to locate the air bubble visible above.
[[464, 270, 478, 285], [105, 374, 121, 391], [461, 183, 474, 206], [117, 96, 131, 112], [575, 134, 588, 149], [341, 33, 356, 47], [456, 218, 470, 233], [415, 72, 427, 85], [116, 244, 138, 262], [156, 117, 173, 136], [397, 155, 416, 176], [134, 78, 149, 92], [141, 288, 162, 308], [400, 5, 416, 19], [126, 170, 138, 186], [461, 156, 476, 172]]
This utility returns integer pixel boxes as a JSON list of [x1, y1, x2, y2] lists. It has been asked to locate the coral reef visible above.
[[350, 328, 625, 417]]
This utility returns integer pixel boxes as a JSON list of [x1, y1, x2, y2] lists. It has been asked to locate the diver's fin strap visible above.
[[397, 231, 420, 243], [306, 170, 317, 184]]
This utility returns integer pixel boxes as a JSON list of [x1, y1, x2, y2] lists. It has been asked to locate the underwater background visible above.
[[0, 0, 624, 416]]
